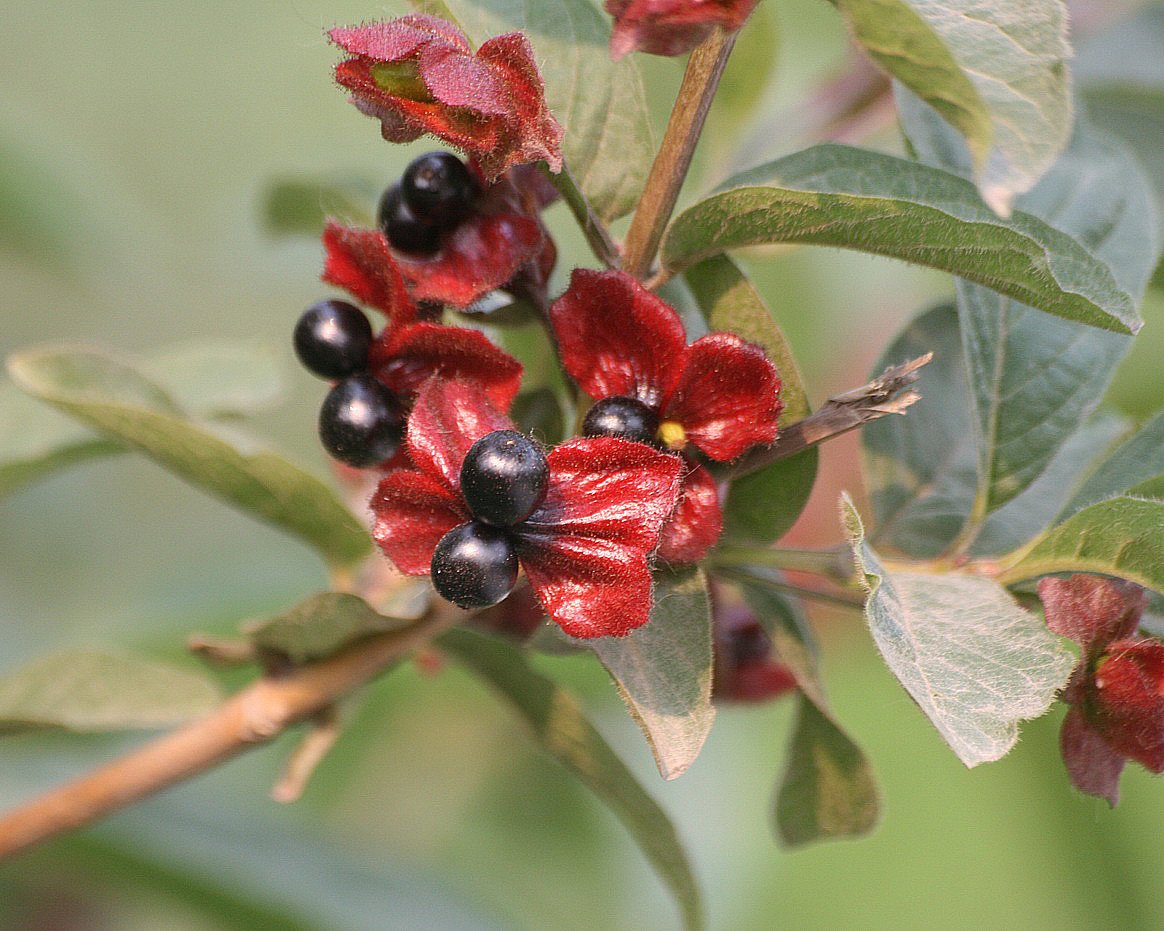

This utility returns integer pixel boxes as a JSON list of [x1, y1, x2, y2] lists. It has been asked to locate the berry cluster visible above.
[[377, 151, 481, 256]]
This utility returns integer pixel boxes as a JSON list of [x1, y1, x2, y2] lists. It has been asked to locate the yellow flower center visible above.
[[657, 420, 687, 451]]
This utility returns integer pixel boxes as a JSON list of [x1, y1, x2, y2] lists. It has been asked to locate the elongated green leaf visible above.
[[439, 627, 703, 931], [7, 345, 370, 571], [1065, 412, 1164, 515], [263, 174, 377, 236], [741, 580, 879, 846], [415, 0, 654, 222], [245, 592, 410, 664], [1002, 497, 1164, 596], [835, 0, 1071, 214], [661, 144, 1140, 335], [684, 254, 817, 544], [862, 303, 977, 557], [588, 568, 714, 781], [0, 650, 220, 734], [843, 496, 1074, 766]]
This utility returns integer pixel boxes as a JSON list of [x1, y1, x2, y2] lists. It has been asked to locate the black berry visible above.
[[460, 430, 549, 527], [401, 151, 480, 227], [582, 396, 660, 445], [293, 299, 373, 379], [318, 374, 404, 467], [431, 521, 518, 609], [726, 623, 772, 665], [377, 183, 441, 255]]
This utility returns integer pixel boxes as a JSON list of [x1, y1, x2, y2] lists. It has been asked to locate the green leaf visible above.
[[245, 592, 410, 665], [262, 175, 378, 236], [834, 0, 1071, 214], [439, 627, 703, 931], [0, 650, 220, 733], [740, 580, 879, 846], [862, 303, 977, 557], [587, 568, 715, 781], [1064, 412, 1164, 515], [843, 495, 1074, 767], [1001, 497, 1164, 596], [7, 345, 370, 571], [661, 145, 1140, 334], [415, 0, 654, 222], [684, 254, 817, 544]]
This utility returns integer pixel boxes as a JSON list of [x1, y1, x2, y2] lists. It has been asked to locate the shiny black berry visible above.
[[431, 521, 518, 609], [377, 183, 441, 255], [293, 299, 373, 379], [318, 374, 404, 467], [460, 430, 549, 527], [401, 151, 481, 227], [582, 396, 660, 445]]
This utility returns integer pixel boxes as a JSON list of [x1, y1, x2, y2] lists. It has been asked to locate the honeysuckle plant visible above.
[[2, 1, 1164, 927]]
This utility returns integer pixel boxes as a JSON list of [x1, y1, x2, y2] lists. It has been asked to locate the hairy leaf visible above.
[[587, 567, 715, 780], [844, 497, 1074, 767], [836, 0, 1071, 214], [1064, 412, 1164, 515], [7, 345, 370, 571], [662, 145, 1139, 335], [416, 0, 654, 221], [0, 650, 220, 733], [440, 627, 703, 931], [245, 593, 411, 664], [684, 254, 817, 545], [1002, 497, 1164, 597]]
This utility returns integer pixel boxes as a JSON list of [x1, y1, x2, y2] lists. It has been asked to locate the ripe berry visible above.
[[401, 151, 481, 227], [431, 521, 518, 609], [318, 374, 404, 467], [377, 183, 441, 255], [582, 396, 660, 445], [293, 299, 373, 379], [460, 430, 549, 527], [726, 623, 773, 665]]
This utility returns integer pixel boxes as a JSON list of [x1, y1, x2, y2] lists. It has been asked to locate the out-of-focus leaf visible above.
[[7, 345, 370, 571], [662, 145, 1140, 335], [440, 627, 703, 931], [862, 303, 976, 557], [844, 496, 1074, 767], [263, 175, 378, 236], [0, 133, 87, 269], [0, 650, 220, 734], [1064, 412, 1164, 515], [684, 254, 816, 545], [587, 567, 715, 781], [835, 0, 1071, 214], [1002, 497, 1164, 596], [416, 0, 654, 222], [245, 592, 410, 664]]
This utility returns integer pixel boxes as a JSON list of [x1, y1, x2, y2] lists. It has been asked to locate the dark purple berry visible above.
[[401, 151, 480, 227], [377, 183, 441, 255], [293, 299, 373, 379], [431, 521, 518, 609], [726, 623, 772, 665], [582, 396, 660, 445], [318, 374, 404, 467], [460, 430, 549, 527]]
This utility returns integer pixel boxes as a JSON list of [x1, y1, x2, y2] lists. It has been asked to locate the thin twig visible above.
[[715, 566, 865, 610], [542, 162, 622, 269], [271, 706, 342, 804], [621, 28, 737, 281], [728, 353, 933, 478], [0, 602, 467, 861]]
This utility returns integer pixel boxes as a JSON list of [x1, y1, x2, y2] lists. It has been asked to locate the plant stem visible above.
[[621, 28, 737, 281], [542, 162, 622, 269], [709, 544, 855, 584], [0, 602, 467, 861], [715, 566, 865, 610]]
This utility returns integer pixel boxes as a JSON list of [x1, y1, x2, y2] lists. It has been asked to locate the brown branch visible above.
[[0, 602, 466, 861], [621, 28, 737, 281], [728, 352, 933, 478]]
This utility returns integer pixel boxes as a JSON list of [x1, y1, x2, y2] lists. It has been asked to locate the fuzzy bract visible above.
[[605, 0, 760, 59]]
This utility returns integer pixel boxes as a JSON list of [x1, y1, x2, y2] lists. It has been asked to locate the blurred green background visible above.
[[2, 1, 1164, 928]]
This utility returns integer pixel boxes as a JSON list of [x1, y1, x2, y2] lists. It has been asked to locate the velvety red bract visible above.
[[370, 378, 683, 638], [605, 0, 760, 59], [657, 459, 722, 564], [330, 16, 563, 181], [1040, 575, 1164, 805], [321, 222, 522, 411], [550, 268, 782, 461]]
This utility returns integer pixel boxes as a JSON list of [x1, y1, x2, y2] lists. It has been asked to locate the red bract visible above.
[[321, 222, 522, 411], [712, 601, 797, 703], [370, 378, 684, 638], [605, 0, 760, 59], [330, 16, 563, 182], [1040, 575, 1164, 805], [657, 458, 722, 564]]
